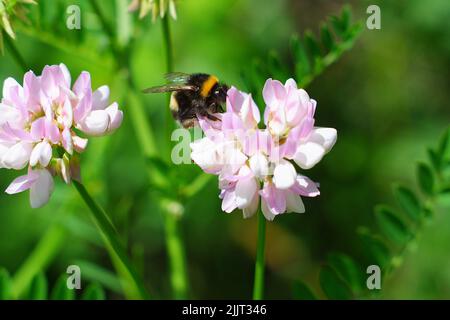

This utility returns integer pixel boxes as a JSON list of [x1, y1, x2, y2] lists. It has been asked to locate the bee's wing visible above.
[[165, 72, 191, 83], [142, 83, 196, 93]]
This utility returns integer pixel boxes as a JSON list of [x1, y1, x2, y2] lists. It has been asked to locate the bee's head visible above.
[[214, 83, 229, 103]]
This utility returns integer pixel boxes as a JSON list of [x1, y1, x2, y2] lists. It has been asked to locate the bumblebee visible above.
[[143, 72, 228, 128]]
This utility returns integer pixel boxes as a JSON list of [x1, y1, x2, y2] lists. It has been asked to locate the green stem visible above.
[[161, 15, 174, 73], [164, 208, 188, 299], [4, 32, 28, 72], [89, 0, 115, 42], [160, 15, 189, 299], [161, 15, 175, 139], [73, 181, 150, 299], [253, 210, 267, 300]]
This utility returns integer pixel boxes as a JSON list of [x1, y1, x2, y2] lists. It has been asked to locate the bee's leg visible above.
[[206, 113, 221, 122]]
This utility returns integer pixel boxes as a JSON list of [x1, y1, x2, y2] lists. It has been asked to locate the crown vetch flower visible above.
[[128, 0, 177, 22], [190, 78, 336, 221], [0, 63, 123, 208]]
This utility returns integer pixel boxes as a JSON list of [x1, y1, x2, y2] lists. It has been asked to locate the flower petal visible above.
[[29, 169, 54, 208], [105, 102, 123, 132], [2, 141, 32, 170], [243, 192, 259, 219], [273, 159, 297, 189], [285, 190, 305, 213], [293, 141, 326, 169], [290, 175, 320, 197], [235, 176, 257, 209], [308, 127, 337, 152], [79, 110, 110, 136], [30, 141, 52, 167], [92, 85, 110, 110], [5, 171, 39, 194]]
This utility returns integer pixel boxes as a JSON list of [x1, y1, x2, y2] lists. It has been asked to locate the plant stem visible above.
[[160, 14, 189, 299], [89, 0, 115, 42], [73, 181, 150, 299], [253, 209, 267, 300], [161, 15, 175, 139], [4, 32, 28, 72], [164, 209, 188, 299]]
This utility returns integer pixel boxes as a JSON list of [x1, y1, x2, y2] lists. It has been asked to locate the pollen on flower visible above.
[[0, 63, 124, 208], [190, 79, 337, 221]]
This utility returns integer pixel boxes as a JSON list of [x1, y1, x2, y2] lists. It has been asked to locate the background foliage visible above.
[[0, 0, 449, 299]]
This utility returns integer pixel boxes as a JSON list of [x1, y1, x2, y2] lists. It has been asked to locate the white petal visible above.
[[30, 141, 52, 167], [261, 199, 276, 221], [59, 63, 71, 88], [30, 170, 54, 208], [235, 177, 257, 209], [293, 142, 326, 169], [105, 103, 123, 132], [80, 110, 110, 136], [273, 159, 297, 189], [286, 191, 305, 213], [5, 172, 38, 194], [243, 193, 259, 219], [2, 141, 32, 170], [190, 138, 223, 172], [0, 103, 21, 126], [2, 77, 21, 99], [249, 152, 269, 178], [308, 127, 337, 152], [92, 85, 110, 110]]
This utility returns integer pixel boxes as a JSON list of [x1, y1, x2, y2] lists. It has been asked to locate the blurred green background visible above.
[[0, 0, 449, 299]]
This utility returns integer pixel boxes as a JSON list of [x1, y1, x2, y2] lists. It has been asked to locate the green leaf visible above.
[[28, 273, 48, 300], [427, 148, 441, 171], [320, 23, 335, 52], [341, 5, 352, 33], [438, 127, 449, 160], [357, 228, 390, 268], [327, 253, 363, 293], [304, 30, 322, 71], [330, 15, 346, 38], [290, 34, 310, 80], [319, 266, 353, 300], [267, 50, 288, 81], [0, 268, 12, 300], [375, 205, 410, 245], [82, 283, 105, 300], [50, 275, 75, 300], [393, 185, 422, 221], [292, 281, 317, 300], [417, 163, 435, 196]]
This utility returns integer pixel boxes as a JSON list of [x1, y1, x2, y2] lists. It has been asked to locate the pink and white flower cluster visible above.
[[0, 63, 123, 208], [190, 78, 336, 220]]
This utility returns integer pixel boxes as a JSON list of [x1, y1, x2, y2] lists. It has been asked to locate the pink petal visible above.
[[73, 136, 88, 153], [290, 175, 320, 197], [105, 103, 123, 133], [29, 169, 54, 208], [5, 171, 39, 194], [62, 127, 73, 155], [30, 117, 46, 141], [260, 181, 286, 215], [73, 71, 91, 97], [44, 118, 61, 144], [73, 92, 92, 123], [92, 85, 110, 110], [262, 78, 286, 107]]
